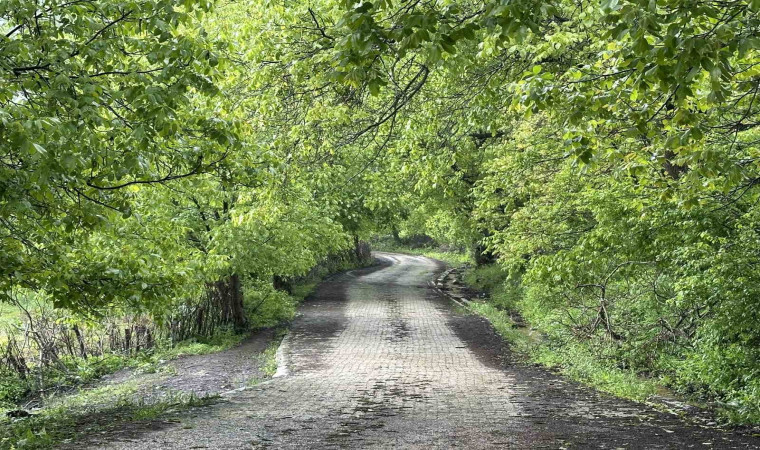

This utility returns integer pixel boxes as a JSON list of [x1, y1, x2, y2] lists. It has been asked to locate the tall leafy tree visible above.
[[0, 0, 234, 307]]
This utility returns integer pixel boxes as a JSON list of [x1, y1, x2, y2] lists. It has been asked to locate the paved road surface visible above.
[[91, 253, 760, 449]]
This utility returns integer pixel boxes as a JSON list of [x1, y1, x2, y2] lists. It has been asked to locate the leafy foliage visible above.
[[3, 0, 760, 426], [267, 0, 760, 422]]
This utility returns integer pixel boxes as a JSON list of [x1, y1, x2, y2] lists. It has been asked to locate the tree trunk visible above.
[[353, 235, 361, 261], [124, 328, 132, 353], [73, 325, 87, 359], [207, 274, 247, 332], [228, 273, 246, 331]]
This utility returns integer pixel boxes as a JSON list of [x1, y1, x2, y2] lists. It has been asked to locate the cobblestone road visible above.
[[93, 253, 760, 449]]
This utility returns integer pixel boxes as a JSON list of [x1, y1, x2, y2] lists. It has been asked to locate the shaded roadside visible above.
[[98, 327, 281, 401], [438, 263, 760, 447]]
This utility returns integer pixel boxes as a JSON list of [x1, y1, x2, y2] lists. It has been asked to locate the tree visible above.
[[0, 0, 235, 308]]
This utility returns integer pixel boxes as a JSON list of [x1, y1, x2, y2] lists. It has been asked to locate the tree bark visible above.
[[73, 325, 87, 359], [228, 273, 246, 331]]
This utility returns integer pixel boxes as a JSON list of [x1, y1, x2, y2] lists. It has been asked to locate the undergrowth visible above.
[[390, 246, 671, 415], [0, 250, 362, 448], [0, 381, 217, 450], [460, 264, 732, 420]]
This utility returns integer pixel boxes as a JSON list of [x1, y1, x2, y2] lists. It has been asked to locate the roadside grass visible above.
[[529, 343, 660, 402], [1, 264, 335, 408], [0, 380, 217, 450], [156, 330, 247, 361], [290, 282, 318, 303], [0, 330, 243, 449], [467, 302, 535, 354], [3, 323, 289, 449], [379, 245, 667, 409], [470, 266, 678, 410], [247, 329, 286, 387], [462, 264, 662, 403], [1, 290, 305, 449], [260, 333, 282, 378], [0, 354, 132, 411], [402, 248, 472, 266], [0, 291, 293, 448], [1, 325, 284, 449], [0, 252, 370, 448]]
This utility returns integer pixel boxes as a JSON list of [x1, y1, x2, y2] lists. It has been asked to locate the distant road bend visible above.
[[94, 252, 760, 449]]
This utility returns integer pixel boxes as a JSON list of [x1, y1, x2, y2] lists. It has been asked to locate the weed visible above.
[[0, 382, 217, 449]]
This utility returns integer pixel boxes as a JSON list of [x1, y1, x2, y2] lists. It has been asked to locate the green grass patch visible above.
[[469, 298, 661, 403], [0, 380, 216, 449], [96, 329, 249, 377], [1, 325, 287, 448], [531, 343, 660, 402], [246, 329, 286, 387], [0, 327, 247, 411], [467, 302, 535, 353], [290, 281, 318, 303], [409, 248, 471, 266], [158, 330, 247, 360], [0, 353, 133, 409], [462, 265, 663, 405], [261, 331, 284, 378], [0, 304, 23, 329], [463, 265, 520, 311], [462, 264, 505, 291]]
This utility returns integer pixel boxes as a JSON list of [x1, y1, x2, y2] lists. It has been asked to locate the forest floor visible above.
[[49, 253, 760, 448]]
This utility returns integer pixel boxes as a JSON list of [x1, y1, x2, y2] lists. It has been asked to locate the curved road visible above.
[[96, 253, 760, 449]]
